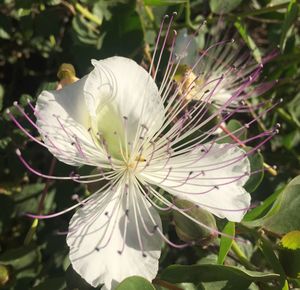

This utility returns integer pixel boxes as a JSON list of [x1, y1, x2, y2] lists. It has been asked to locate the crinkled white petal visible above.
[[141, 143, 251, 222], [84, 56, 164, 142], [36, 77, 110, 166], [67, 184, 162, 289]]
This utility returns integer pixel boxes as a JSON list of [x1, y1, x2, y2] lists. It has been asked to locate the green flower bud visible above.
[[173, 199, 218, 246], [57, 63, 79, 87], [279, 231, 300, 278]]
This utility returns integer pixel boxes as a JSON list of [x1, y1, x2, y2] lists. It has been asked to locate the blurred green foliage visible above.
[[0, 0, 300, 289]]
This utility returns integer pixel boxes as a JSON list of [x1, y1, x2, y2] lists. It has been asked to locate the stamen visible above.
[[7, 109, 47, 147]]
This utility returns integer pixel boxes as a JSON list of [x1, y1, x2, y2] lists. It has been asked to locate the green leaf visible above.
[[280, 0, 299, 52], [144, 0, 186, 6], [243, 176, 300, 233], [72, 15, 102, 48], [279, 247, 300, 279], [234, 19, 262, 63], [244, 149, 264, 193], [210, 0, 242, 14], [282, 130, 300, 150], [0, 13, 12, 39], [261, 176, 300, 234], [281, 231, 300, 250], [259, 236, 286, 286], [219, 119, 247, 144], [287, 93, 300, 127], [243, 187, 281, 222], [75, 3, 102, 26], [161, 264, 280, 287], [13, 183, 45, 214], [116, 276, 155, 290], [0, 244, 41, 279], [279, 231, 300, 278], [0, 195, 14, 233], [217, 222, 235, 265], [32, 278, 66, 290]]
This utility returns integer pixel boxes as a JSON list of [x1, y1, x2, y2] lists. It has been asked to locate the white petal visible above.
[[36, 78, 105, 166], [140, 143, 251, 222], [84, 56, 164, 142], [67, 183, 163, 289]]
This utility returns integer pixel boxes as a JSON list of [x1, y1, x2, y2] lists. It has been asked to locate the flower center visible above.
[[126, 156, 146, 172]]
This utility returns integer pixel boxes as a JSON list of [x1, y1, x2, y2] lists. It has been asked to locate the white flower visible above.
[[3, 8, 281, 288], [16, 55, 252, 289], [173, 28, 275, 107]]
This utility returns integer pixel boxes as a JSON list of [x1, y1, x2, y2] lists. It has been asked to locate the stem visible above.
[[75, 3, 102, 25], [185, 0, 197, 30], [145, 5, 155, 23]]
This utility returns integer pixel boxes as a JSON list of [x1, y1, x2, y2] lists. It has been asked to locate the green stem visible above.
[[185, 0, 197, 30], [75, 3, 101, 25]]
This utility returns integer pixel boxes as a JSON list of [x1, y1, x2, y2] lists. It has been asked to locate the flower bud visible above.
[[57, 63, 79, 87], [279, 231, 300, 278], [173, 199, 218, 246]]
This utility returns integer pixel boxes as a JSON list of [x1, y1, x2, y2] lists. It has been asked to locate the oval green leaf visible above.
[[161, 264, 279, 285]]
